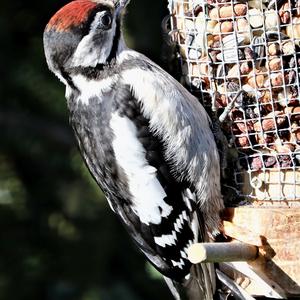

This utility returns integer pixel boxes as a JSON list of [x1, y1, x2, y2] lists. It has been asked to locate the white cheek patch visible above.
[[110, 112, 173, 225], [71, 12, 116, 67]]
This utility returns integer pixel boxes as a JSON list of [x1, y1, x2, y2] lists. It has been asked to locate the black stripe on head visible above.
[[60, 67, 76, 89], [106, 16, 121, 63], [75, 4, 112, 37]]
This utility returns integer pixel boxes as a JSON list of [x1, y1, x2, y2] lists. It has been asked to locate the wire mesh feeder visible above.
[[167, 0, 300, 205], [166, 0, 300, 298]]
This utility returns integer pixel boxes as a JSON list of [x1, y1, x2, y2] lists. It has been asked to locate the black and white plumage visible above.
[[43, 0, 224, 299]]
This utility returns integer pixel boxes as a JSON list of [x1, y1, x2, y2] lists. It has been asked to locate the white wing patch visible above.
[[171, 258, 185, 269], [175, 217, 183, 231], [154, 230, 177, 248], [110, 112, 173, 225]]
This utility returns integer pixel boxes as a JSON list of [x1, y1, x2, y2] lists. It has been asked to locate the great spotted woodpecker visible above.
[[43, 1, 224, 298]]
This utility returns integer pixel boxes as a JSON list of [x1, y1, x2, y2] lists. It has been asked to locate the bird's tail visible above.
[[164, 262, 216, 300]]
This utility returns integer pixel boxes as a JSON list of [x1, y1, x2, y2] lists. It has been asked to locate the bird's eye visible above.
[[101, 13, 112, 28]]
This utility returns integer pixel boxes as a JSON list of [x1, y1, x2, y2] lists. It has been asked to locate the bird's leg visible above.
[[214, 90, 244, 201], [218, 90, 243, 124], [206, 52, 229, 179]]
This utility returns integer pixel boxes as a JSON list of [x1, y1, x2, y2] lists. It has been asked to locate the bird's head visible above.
[[43, 0, 129, 84]]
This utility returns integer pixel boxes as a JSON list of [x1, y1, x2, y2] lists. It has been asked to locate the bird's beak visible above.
[[115, 0, 130, 17]]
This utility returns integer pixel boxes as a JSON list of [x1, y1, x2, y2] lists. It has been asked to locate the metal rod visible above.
[[187, 242, 258, 264], [216, 269, 256, 300]]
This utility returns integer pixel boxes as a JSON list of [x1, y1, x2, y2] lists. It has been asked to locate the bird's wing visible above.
[[107, 83, 201, 281], [120, 54, 223, 233], [108, 82, 216, 299]]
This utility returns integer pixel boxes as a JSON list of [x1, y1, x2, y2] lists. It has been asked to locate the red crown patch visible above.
[[46, 0, 98, 32]]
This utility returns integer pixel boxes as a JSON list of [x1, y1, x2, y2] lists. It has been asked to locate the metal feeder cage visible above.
[[167, 0, 300, 205], [166, 0, 300, 298]]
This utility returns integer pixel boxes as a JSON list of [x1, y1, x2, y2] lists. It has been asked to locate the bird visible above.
[[43, 0, 224, 299]]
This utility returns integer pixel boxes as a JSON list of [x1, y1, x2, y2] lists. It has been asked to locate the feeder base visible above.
[[222, 207, 300, 298]]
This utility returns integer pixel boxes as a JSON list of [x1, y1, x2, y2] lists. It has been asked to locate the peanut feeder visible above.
[[167, 0, 300, 298]]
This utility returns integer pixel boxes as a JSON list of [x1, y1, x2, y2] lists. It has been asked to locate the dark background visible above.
[[0, 0, 173, 299]]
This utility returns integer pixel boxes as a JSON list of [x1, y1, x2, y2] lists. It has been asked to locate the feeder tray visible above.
[[166, 0, 300, 298]]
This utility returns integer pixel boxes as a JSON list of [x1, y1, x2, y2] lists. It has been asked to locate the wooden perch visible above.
[[222, 220, 264, 247], [221, 207, 300, 297], [187, 242, 258, 264]]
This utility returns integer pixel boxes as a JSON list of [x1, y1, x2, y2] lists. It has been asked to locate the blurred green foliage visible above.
[[0, 0, 172, 299]]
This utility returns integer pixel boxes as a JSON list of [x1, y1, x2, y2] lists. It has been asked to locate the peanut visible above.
[[279, 1, 291, 24], [251, 156, 263, 170], [268, 43, 280, 56], [270, 72, 284, 87], [265, 9, 280, 31], [287, 17, 300, 39], [236, 136, 250, 148], [249, 8, 264, 28], [240, 62, 251, 75], [254, 112, 286, 132], [247, 69, 265, 88], [228, 64, 239, 78], [234, 4, 247, 16], [274, 138, 295, 153], [221, 21, 233, 33], [284, 106, 300, 122], [269, 58, 282, 71], [282, 41, 295, 55], [209, 4, 247, 20], [292, 123, 300, 141]]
